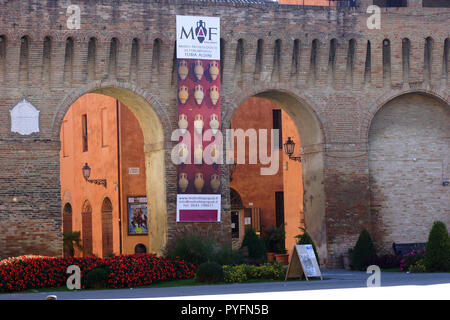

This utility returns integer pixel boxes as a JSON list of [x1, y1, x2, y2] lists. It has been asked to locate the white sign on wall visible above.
[[176, 194, 221, 222], [128, 167, 140, 175], [176, 15, 220, 60], [10, 99, 40, 135]]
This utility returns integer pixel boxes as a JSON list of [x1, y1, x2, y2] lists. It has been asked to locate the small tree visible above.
[[295, 228, 320, 266], [424, 221, 450, 272], [274, 225, 287, 254], [164, 233, 215, 265], [63, 231, 83, 257], [241, 227, 267, 265], [261, 226, 279, 253], [351, 229, 376, 271]]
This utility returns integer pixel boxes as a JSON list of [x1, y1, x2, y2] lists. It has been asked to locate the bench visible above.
[[392, 242, 426, 256]]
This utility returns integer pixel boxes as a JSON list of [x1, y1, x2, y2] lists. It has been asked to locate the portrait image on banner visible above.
[[175, 15, 222, 222], [127, 196, 148, 235]]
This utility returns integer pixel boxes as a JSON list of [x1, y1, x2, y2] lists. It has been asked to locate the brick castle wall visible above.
[[0, 0, 448, 267]]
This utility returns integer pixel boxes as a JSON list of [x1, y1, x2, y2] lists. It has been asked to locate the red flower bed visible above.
[[0, 254, 196, 292]]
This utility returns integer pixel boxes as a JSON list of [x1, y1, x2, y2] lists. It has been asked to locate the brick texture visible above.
[[0, 0, 448, 268]]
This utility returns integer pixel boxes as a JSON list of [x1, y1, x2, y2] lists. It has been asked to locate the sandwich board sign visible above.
[[285, 244, 322, 281]]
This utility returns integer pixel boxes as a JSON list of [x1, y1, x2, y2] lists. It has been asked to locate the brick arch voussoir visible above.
[[50, 80, 173, 141], [222, 83, 328, 144], [362, 87, 450, 143]]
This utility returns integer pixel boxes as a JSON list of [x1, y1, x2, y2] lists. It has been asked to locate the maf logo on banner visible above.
[[176, 15, 220, 60]]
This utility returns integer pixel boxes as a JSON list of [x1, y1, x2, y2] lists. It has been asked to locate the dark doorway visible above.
[[134, 243, 147, 254], [275, 191, 285, 228]]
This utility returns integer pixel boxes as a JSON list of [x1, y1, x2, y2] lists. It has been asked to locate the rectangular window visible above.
[[101, 108, 108, 147], [62, 120, 68, 157], [82, 114, 88, 152], [272, 109, 282, 150]]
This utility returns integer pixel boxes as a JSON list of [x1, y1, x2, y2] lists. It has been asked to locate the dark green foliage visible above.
[[214, 244, 245, 266], [165, 233, 215, 265], [63, 231, 83, 257], [262, 226, 281, 253], [195, 262, 224, 284], [84, 267, 110, 289], [262, 225, 287, 254], [241, 227, 267, 265], [351, 229, 376, 271], [273, 225, 287, 254], [295, 228, 320, 266], [424, 221, 450, 272]]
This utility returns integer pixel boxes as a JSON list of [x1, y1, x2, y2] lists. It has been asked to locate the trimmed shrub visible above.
[[214, 244, 245, 266], [63, 231, 83, 257], [165, 233, 215, 265], [223, 265, 247, 283], [424, 221, 450, 272], [195, 262, 224, 284], [222, 261, 285, 283], [241, 227, 267, 265], [84, 267, 109, 289], [251, 262, 285, 280], [274, 225, 287, 254], [295, 228, 320, 266], [351, 229, 376, 271], [261, 226, 279, 253]]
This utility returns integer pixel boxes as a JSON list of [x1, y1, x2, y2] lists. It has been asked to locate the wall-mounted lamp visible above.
[[82, 163, 107, 188], [283, 137, 302, 162]]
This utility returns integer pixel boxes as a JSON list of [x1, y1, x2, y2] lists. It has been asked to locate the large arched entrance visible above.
[[56, 85, 168, 257], [369, 92, 450, 250], [226, 89, 326, 262]]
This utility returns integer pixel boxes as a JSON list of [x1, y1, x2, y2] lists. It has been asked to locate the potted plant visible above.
[[262, 226, 278, 261], [273, 225, 289, 265]]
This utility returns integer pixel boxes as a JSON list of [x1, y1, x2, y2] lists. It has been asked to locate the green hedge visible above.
[[223, 262, 285, 283], [195, 262, 224, 284]]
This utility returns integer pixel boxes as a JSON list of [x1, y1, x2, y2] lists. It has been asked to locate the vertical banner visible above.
[[176, 15, 221, 222]]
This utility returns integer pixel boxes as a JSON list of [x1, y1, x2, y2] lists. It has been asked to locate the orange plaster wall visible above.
[[60, 94, 147, 257], [230, 97, 284, 229], [230, 97, 304, 253], [60, 93, 120, 257], [118, 104, 148, 254], [282, 112, 304, 253]]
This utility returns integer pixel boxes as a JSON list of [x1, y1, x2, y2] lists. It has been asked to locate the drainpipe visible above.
[[116, 99, 123, 255]]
